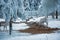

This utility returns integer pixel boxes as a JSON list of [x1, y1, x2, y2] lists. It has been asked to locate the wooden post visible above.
[[9, 18, 12, 35]]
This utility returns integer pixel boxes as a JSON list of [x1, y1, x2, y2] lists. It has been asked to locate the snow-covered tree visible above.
[[2, 0, 18, 22], [38, 0, 58, 25], [0, 0, 18, 35], [40, 0, 58, 16]]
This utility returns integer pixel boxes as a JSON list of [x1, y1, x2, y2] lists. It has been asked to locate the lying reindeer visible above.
[[0, 21, 8, 31]]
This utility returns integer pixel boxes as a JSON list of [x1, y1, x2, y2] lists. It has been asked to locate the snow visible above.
[[48, 20, 60, 28], [0, 18, 5, 22], [0, 16, 60, 40], [0, 16, 60, 30], [12, 23, 29, 30], [13, 18, 22, 22], [27, 16, 45, 23], [1, 23, 29, 30], [0, 31, 31, 40], [48, 16, 60, 28], [0, 18, 29, 30], [0, 32, 60, 40], [0, 0, 60, 40], [28, 16, 60, 28]]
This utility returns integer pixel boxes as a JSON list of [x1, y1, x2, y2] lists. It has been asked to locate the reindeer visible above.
[[0, 21, 8, 31], [38, 16, 48, 26], [26, 17, 33, 22]]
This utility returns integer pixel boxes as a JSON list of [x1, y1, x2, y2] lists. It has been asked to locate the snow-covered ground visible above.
[[5, 33, 60, 40], [12, 23, 29, 30], [0, 16, 60, 40], [48, 16, 60, 28], [0, 31, 60, 40]]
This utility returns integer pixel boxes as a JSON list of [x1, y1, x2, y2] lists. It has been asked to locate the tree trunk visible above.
[[56, 11, 58, 19], [9, 18, 12, 35]]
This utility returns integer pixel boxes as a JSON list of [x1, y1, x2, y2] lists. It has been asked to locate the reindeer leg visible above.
[[0, 24, 1, 31], [0, 26, 1, 31], [3, 26, 5, 31], [6, 26, 7, 31], [4, 25, 7, 31], [46, 21, 48, 27]]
